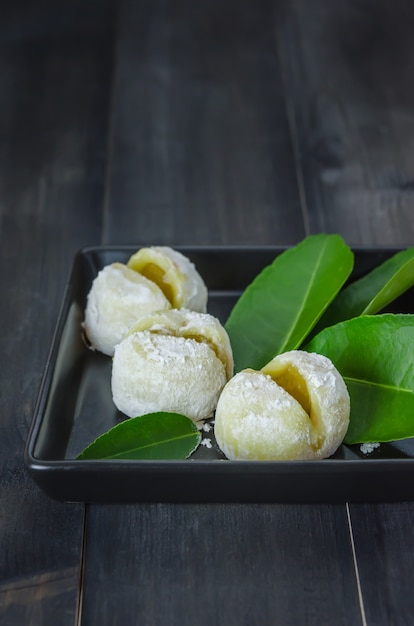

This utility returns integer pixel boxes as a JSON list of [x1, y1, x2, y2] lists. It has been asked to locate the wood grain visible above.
[[79, 2, 363, 625], [103, 0, 305, 245], [81, 504, 362, 626], [277, 2, 414, 623], [276, 0, 414, 246], [349, 503, 414, 624], [0, 1, 116, 623]]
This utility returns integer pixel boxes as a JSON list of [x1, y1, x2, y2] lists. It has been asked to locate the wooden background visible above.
[[1, 0, 414, 624]]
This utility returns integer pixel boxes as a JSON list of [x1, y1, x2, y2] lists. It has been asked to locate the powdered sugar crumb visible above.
[[201, 438, 213, 448], [360, 442, 380, 454]]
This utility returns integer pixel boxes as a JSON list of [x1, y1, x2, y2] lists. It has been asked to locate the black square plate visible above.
[[24, 246, 414, 503]]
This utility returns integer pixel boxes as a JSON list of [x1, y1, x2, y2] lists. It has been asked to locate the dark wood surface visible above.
[[1, 1, 413, 624]]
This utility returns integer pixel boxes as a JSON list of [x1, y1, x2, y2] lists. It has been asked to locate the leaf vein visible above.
[[345, 376, 414, 394], [103, 432, 199, 459], [279, 241, 328, 352]]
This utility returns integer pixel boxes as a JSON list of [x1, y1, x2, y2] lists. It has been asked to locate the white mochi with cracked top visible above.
[[128, 308, 234, 379], [215, 350, 350, 461], [127, 246, 208, 312], [112, 332, 227, 422], [83, 262, 171, 356]]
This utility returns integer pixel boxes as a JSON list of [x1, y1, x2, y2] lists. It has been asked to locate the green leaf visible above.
[[313, 247, 414, 332], [225, 234, 354, 372], [77, 412, 202, 460], [305, 314, 414, 444]]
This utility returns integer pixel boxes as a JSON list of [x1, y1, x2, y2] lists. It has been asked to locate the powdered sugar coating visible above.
[[127, 246, 208, 312], [262, 351, 350, 459], [128, 308, 234, 379], [83, 263, 171, 356], [154, 246, 208, 312], [215, 351, 350, 461], [215, 370, 316, 461], [111, 332, 227, 422]]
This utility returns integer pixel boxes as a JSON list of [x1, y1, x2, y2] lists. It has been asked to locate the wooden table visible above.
[[1, 1, 414, 624]]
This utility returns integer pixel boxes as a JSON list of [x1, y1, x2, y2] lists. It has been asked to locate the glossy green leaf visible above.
[[225, 234, 354, 372], [77, 412, 202, 460], [305, 314, 414, 444], [313, 247, 414, 332]]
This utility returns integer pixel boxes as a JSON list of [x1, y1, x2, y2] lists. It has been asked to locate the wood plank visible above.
[[80, 1, 362, 624], [0, 2, 116, 623], [277, 2, 414, 622], [104, 0, 305, 245], [81, 503, 362, 626], [349, 503, 414, 624], [276, 0, 414, 246]]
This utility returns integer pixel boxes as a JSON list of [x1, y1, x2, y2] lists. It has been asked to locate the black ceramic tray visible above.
[[24, 245, 414, 503]]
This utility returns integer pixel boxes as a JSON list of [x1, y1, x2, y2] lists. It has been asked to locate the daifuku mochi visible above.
[[214, 351, 350, 461], [111, 309, 233, 422], [83, 263, 171, 356], [127, 246, 208, 312]]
